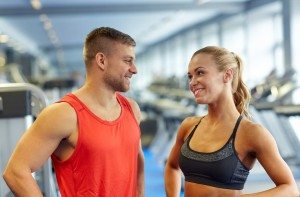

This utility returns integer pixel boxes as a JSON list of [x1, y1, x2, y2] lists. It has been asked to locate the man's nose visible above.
[[130, 63, 137, 74]]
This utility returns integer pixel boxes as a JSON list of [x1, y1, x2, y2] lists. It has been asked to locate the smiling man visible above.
[[3, 27, 145, 197]]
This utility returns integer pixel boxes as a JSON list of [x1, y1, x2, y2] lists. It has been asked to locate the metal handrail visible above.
[[0, 83, 48, 106]]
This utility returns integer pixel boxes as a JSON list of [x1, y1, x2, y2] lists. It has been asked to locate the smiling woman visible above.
[[164, 46, 299, 197], [187, 46, 250, 118]]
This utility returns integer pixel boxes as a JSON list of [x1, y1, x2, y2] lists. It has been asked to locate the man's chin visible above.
[[118, 86, 130, 92]]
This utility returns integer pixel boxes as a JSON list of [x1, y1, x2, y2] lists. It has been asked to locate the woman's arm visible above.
[[164, 142, 183, 197], [164, 117, 198, 197], [242, 123, 299, 197]]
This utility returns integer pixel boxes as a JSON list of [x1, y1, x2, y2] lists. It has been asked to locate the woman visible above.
[[164, 46, 299, 196]]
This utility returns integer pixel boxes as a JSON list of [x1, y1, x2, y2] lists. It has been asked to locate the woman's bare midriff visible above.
[[184, 181, 242, 197]]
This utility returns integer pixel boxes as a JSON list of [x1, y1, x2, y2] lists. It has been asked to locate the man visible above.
[[3, 27, 145, 197]]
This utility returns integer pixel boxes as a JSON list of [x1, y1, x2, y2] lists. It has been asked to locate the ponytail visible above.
[[232, 53, 251, 118]]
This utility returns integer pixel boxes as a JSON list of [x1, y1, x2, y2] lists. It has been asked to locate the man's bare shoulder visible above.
[[32, 102, 77, 138], [125, 97, 139, 110], [123, 96, 141, 123], [41, 102, 76, 117]]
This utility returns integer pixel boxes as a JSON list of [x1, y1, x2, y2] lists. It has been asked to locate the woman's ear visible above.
[[95, 52, 106, 70], [223, 68, 234, 83]]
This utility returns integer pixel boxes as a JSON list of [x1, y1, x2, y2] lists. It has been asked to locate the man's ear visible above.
[[223, 68, 234, 83], [95, 52, 106, 70]]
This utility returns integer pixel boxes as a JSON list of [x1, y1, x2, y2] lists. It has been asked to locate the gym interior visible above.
[[0, 0, 300, 196]]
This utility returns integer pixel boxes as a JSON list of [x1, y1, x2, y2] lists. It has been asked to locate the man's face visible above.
[[103, 43, 137, 92]]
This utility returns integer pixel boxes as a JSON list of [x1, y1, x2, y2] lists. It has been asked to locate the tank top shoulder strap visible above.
[[57, 93, 85, 111], [231, 115, 243, 141], [116, 93, 135, 117]]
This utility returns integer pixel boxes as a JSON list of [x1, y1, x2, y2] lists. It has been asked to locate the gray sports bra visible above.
[[179, 115, 249, 190]]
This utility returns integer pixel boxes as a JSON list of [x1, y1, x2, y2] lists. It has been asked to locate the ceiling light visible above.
[[30, 0, 42, 10], [39, 14, 48, 22], [43, 21, 52, 30], [0, 34, 9, 43], [196, 0, 211, 5]]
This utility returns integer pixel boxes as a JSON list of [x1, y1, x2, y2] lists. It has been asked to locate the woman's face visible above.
[[187, 53, 225, 104]]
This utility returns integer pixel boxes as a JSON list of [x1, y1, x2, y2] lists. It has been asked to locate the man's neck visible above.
[[76, 83, 119, 108]]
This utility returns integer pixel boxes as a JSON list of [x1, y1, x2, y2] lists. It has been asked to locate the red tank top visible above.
[[51, 93, 140, 197]]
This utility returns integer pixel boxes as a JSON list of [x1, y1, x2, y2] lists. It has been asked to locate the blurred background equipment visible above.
[[0, 0, 300, 196]]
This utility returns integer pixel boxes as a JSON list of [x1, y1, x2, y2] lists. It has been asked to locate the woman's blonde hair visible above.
[[192, 46, 251, 118]]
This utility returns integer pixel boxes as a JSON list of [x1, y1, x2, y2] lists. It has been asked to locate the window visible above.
[[291, 0, 300, 84], [245, 2, 282, 88]]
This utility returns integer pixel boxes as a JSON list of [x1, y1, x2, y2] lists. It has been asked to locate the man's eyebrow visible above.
[[124, 56, 134, 60]]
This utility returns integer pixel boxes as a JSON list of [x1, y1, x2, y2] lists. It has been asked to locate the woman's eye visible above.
[[196, 70, 204, 75]]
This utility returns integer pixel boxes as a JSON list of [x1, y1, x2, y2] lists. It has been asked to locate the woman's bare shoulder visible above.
[[241, 118, 267, 135], [178, 116, 204, 140], [239, 118, 272, 149], [181, 116, 203, 128]]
